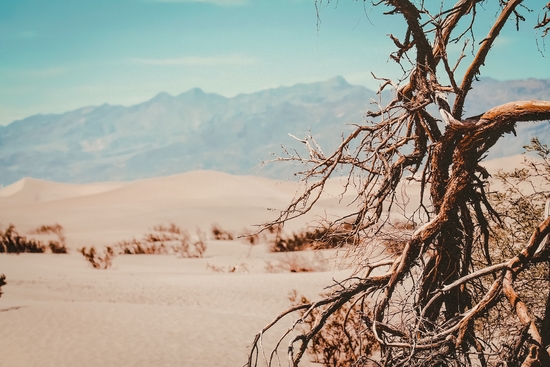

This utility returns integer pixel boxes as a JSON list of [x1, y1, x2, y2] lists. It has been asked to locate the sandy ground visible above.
[[0, 170, 360, 367], [0, 156, 532, 366], [0, 247, 349, 367]]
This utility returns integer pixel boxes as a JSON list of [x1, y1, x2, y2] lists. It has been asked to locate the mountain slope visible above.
[[0, 76, 549, 185]]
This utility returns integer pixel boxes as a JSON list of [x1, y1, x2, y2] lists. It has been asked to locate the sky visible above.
[[1, 0, 550, 126]]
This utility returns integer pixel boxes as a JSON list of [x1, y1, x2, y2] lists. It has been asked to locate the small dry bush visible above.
[[0, 274, 6, 298], [79, 246, 115, 269], [380, 221, 416, 258], [79, 223, 207, 269], [289, 291, 379, 367], [242, 232, 260, 245], [381, 238, 407, 257], [0, 223, 68, 254], [117, 237, 168, 255], [29, 224, 68, 253], [271, 225, 353, 252], [265, 253, 326, 273], [211, 223, 234, 240], [117, 223, 206, 258], [0, 225, 45, 253]]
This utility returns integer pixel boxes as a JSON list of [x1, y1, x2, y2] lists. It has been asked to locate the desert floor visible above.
[[0, 156, 527, 367]]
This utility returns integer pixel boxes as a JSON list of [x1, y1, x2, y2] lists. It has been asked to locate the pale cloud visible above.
[[151, 0, 248, 5], [132, 55, 256, 66]]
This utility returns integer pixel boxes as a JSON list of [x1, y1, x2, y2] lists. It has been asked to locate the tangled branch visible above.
[[247, 1, 550, 366]]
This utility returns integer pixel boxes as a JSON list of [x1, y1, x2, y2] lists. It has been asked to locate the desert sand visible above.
[[0, 156, 532, 367]]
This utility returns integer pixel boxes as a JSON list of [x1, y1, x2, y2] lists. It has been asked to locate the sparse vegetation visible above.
[[289, 291, 379, 367], [117, 223, 206, 257], [80, 223, 207, 269], [117, 237, 168, 255], [0, 223, 68, 254], [265, 253, 326, 273], [1, 224, 45, 253], [211, 223, 234, 240], [29, 224, 68, 253], [79, 246, 115, 269], [271, 225, 353, 252], [0, 274, 6, 298], [243, 232, 260, 245]]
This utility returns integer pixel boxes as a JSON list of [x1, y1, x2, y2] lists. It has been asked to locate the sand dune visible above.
[[0, 170, 357, 249], [0, 177, 125, 204], [0, 157, 534, 366]]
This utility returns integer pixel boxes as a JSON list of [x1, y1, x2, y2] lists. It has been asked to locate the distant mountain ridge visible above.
[[1, 76, 549, 185]]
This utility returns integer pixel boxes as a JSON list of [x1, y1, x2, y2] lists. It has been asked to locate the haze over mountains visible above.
[[1, 76, 549, 186]]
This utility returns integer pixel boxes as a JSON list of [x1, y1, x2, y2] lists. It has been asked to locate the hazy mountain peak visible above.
[[0, 77, 548, 186], [151, 91, 172, 101], [183, 87, 205, 96], [325, 75, 350, 87]]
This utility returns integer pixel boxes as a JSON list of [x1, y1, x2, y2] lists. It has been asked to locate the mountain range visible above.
[[1, 76, 549, 186]]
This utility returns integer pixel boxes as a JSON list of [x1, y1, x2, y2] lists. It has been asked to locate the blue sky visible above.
[[1, 0, 549, 126]]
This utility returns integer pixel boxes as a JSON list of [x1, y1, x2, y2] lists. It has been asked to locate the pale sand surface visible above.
[[0, 157, 529, 366], [0, 170, 356, 367], [1, 250, 346, 367]]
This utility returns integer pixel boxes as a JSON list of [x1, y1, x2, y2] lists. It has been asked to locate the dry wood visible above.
[[247, 1, 550, 366]]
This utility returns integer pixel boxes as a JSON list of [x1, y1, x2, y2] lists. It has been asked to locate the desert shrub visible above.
[[271, 225, 353, 252], [0, 224, 46, 253], [243, 232, 260, 245], [211, 223, 234, 240], [289, 291, 379, 367], [79, 246, 115, 269], [29, 224, 68, 253], [381, 239, 406, 257], [116, 223, 206, 258], [48, 242, 68, 253], [80, 224, 207, 269], [380, 224, 416, 258], [239, 224, 282, 245], [0, 224, 68, 254], [170, 227, 207, 258], [0, 274, 6, 298], [117, 237, 168, 254], [265, 256, 313, 273], [265, 253, 326, 273]]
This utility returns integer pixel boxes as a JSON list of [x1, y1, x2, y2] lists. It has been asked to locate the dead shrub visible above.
[[271, 225, 353, 252], [0, 274, 6, 298], [211, 223, 234, 240], [48, 242, 68, 254], [379, 223, 416, 257], [170, 227, 207, 258], [0, 224, 46, 253], [265, 253, 325, 273], [30, 224, 68, 253], [392, 221, 417, 230], [116, 223, 206, 258], [0, 224, 68, 254], [289, 291, 379, 367], [243, 232, 260, 245], [382, 239, 407, 257], [80, 224, 207, 269], [79, 246, 115, 269], [117, 237, 168, 255]]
